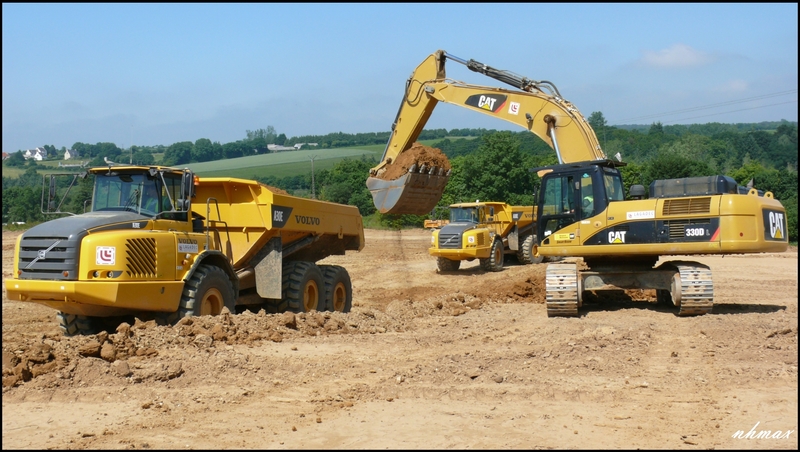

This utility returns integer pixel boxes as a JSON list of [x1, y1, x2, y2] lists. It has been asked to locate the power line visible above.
[[612, 89, 798, 123], [661, 100, 798, 124]]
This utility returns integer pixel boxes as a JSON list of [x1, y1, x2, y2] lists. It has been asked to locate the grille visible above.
[[125, 238, 157, 277], [17, 235, 79, 280], [662, 197, 711, 216], [438, 233, 462, 249]]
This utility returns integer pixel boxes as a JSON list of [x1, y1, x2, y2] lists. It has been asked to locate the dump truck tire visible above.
[[57, 312, 97, 336], [516, 234, 544, 265], [320, 264, 352, 313], [480, 238, 504, 272], [173, 264, 236, 321], [282, 261, 324, 313], [436, 257, 461, 272]]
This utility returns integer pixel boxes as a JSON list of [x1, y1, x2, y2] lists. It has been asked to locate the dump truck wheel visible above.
[[516, 234, 544, 265], [282, 261, 324, 313], [436, 257, 461, 272], [154, 311, 177, 326], [179, 264, 236, 318], [320, 264, 352, 313], [57, 312, 97, 336], [480, 238, 504, 272]]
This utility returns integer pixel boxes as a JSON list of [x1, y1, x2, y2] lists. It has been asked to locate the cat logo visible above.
[[769, 211, 785, 239], [478, 96, 497, 110], [465, 94, 507, 113], [608, 230, 626, 244], [763, 209, 787, 241]]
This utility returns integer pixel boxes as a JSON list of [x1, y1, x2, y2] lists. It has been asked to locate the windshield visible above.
[[603, 171, 625, 202], [92, 172, 177, 217], [450, 207, 479, 223]]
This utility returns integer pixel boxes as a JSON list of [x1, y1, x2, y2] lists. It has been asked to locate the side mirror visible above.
[[179, 171, 195, 211]]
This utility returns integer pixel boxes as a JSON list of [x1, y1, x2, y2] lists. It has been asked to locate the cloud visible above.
[[639, 44, 713, 68], [714, 79, 749, 93]]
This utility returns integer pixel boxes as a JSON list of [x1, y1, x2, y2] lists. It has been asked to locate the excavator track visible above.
[[674, 262, 714, 316], [545, 263, 579, 317]]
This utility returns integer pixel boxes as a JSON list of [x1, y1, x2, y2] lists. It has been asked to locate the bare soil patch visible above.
[[2, 229, 797, 449]]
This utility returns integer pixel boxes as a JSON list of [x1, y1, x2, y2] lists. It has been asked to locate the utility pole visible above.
[[309, 155, 318, 199], [129, 126, 133, 164]]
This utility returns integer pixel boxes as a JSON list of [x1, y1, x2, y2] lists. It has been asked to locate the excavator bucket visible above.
[[366, 171, 449, 215]]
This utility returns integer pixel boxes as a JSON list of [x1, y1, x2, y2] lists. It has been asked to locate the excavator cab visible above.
[[535, 161, 625, 243]]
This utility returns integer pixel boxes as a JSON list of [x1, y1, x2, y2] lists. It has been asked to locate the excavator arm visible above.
[[367, 50, 607, 215]]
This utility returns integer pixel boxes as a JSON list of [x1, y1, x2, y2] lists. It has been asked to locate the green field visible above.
[[184, 138, 466, 179], [2, 138, 464, 180], [184, 147, 382, 179], [1, 161, 88, 178]]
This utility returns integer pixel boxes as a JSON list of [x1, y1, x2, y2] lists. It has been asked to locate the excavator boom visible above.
[[367, 50, 606, 215]]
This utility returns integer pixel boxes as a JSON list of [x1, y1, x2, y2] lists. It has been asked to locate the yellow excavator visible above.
[[367, 50, 789, 317]]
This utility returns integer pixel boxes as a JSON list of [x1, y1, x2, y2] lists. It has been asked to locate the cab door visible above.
[[537, 172, 580, 245]]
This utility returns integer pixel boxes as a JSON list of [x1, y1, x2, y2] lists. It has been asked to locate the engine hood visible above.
[[439, 222, 476, 235], [23, 211, 150, 239]]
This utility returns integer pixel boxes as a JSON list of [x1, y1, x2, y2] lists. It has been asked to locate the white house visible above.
[[23, 147, 47, 161], [267, 144, 296, 152], [64, 149, 79, 160]]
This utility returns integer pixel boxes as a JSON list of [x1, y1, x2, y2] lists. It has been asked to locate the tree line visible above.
[[3, 117, 797, 241], [4, 125, 496, 169]]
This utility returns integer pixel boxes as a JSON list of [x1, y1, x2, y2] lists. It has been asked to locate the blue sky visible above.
[[2, 3, 797, 152]]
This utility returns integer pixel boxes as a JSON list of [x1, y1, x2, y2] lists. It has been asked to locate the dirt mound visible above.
[[1, 294, 503, 390], [378, 143, 451, 180], [262, 184, 289, 195]]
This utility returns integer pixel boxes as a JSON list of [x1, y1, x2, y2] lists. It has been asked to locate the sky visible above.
[[2, 3, 797, 152]]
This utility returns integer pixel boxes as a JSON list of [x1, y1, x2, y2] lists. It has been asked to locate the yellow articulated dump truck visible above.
[[7, 165, 364, 336], [430, 201, 542, 272]]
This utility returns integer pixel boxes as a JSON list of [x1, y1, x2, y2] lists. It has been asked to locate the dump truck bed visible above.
[[193, 177, 364, 268]]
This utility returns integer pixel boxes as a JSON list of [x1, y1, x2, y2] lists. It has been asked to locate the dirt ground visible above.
[[2, 228, 797, 450]]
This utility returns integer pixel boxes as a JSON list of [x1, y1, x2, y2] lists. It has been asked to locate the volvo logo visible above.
[[27, 240, 61, 269]]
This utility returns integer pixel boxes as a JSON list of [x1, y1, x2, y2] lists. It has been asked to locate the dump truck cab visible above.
[[430, 201, 539, 272]]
